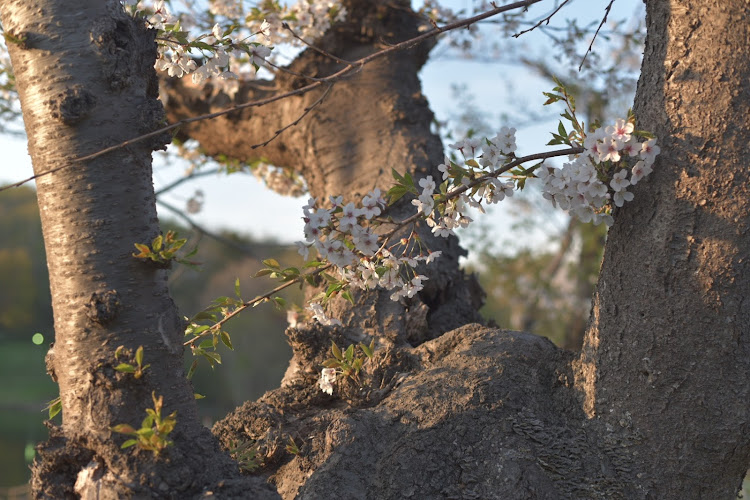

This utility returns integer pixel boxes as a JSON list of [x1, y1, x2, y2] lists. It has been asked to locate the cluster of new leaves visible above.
[[111, 392, 177, 455], [229, 440, 262, 473], [318, 339, 375, 394], [114, 345, 151, 379], [132, 230, 198, 268], [183, 278, 244, 377]]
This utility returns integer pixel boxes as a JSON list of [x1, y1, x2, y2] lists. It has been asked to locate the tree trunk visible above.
[[0, 1, 276, 497], [576, 0, 750, 496]]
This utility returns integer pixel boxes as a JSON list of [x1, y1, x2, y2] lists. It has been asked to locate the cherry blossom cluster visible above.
[[122, 0, 274, 87], [537, 119, 660, 226], [416, 127, 520, 239], [122, 0, 347, 97], [296, 191, 443, 308], [246, 1, 347, 45], [319, 367, 336, 394]]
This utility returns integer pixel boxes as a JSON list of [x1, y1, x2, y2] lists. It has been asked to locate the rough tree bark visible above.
[[5, 0, 748, 497], [0, 0, 276, 497], [576, 0, 750, 496]]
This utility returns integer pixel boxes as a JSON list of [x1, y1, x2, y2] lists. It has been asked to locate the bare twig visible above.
[[263, 58, 326, 82], [251, 84, 333, 150], [0, 0, 542, 194], [514, 0, 572, 37], [579, 0, 616, 71], [282, 22, 354, 66], [155, 167, 221, 196]]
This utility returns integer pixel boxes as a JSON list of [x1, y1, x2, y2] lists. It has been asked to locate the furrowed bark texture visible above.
[[1, 1, 276, 497], [577, 0, 750, 497]]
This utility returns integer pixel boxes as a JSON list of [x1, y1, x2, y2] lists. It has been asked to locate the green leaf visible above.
[[170, 238, 187, 252], [202, 351, 222, 367], [220, 331, 234, 350], [359, 342, 373, 358], [191, 325, 211, 335], [341, 290, 354, 305], [192, 311, 218, 322], [121, 439, 138, 449], [325, 283, 341, 298], [152, 234, 163, 252], [322, 359, 340, 368], [331, 341, 343, 361], [273, 296, 286, 309], [322, 270, 340, 281], [391, 167, 405, 184], [403, 171, 416, 189], [344, 344, 354, 364], [262, 258, 280, 269], [387, 185, 408, 204], [234, 278, 242, 298], [115, 363, 136, 373], [194, 393, 205, 400], [254, 269, 274, 278], [46, 398, 62, 419], [283, 267, 300, 277], [183, 246, 199, 259], [187, 360, 198, 380], [133, 243, 151, 256], [135, 346, 144, 367]]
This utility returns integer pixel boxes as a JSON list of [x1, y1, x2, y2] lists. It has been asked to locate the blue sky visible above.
[[0, 0, 641, 248]]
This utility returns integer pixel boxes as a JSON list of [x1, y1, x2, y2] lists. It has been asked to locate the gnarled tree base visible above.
[[214, 324, 646, 499]]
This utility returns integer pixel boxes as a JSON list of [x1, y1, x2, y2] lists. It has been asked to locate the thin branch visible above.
[[183, 145, 579, 346], [579, 0, 616, 71], [251, 84, 333, 150], [185, 262, 333, 347], [282, 22, 355, 66], [154, 167, 221, 196], [514, 0, 572, 37], [157, 198, 258, 257], [263, 58, 326, 82], [0, 0, 542, 194]]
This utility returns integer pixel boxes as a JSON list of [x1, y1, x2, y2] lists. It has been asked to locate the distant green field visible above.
[[0, 340, 57, 487]]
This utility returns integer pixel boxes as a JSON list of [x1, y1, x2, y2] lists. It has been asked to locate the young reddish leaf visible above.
[[331, 341, 343, 361], [112, 424, 137, 434]]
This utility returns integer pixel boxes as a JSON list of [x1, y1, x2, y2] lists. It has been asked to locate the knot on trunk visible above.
[[86, 290, 121, 325], [49, 86, 97, 125]]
